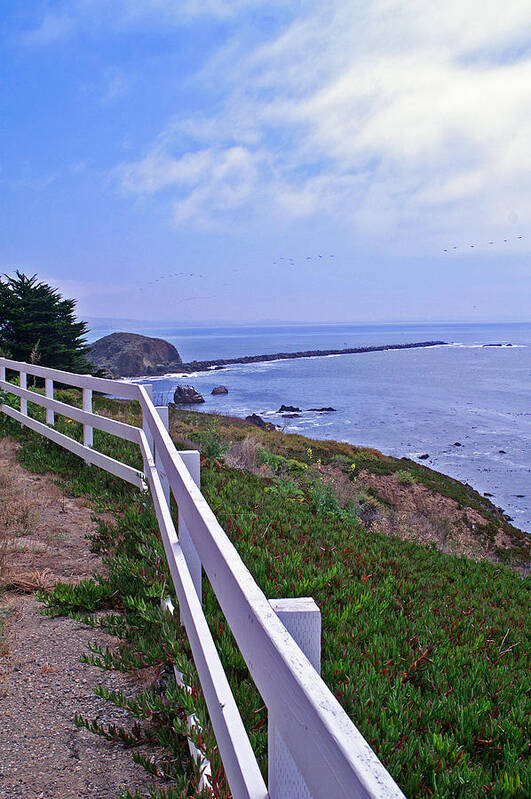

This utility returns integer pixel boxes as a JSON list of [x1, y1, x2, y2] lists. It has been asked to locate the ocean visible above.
[[88, 321, 531, 532]]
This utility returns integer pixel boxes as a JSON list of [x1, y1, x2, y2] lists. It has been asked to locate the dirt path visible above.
[[0, 438, 163, 799]]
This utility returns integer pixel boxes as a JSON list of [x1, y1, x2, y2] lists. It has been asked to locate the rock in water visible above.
[[278, 404, 301, 412], [245, 413, 275, 430], [88, 332, 182, 378], [418, 453, 430, 460], [173, 385, 205, 404], [211, 386, 229, 395]]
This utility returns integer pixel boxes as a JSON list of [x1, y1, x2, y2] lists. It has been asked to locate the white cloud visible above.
[[109, 1, 531, 249]]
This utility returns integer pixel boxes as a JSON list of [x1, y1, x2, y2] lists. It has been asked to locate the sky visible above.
[[1, 0, 530, 325]]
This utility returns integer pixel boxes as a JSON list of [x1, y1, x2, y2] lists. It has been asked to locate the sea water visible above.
[[89, 322, 531, 532]]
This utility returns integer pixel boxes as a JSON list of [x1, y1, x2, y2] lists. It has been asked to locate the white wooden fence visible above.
[[0, 357, 406, 799]]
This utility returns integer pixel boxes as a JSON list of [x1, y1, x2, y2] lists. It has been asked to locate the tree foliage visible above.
[[0, 271, 92, 373]]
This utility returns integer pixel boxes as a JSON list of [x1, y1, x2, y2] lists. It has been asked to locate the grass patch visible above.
[[0, 397, 529, 797]]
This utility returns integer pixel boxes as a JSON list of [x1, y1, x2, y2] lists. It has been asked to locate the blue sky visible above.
[[1, 1, 530, 324]]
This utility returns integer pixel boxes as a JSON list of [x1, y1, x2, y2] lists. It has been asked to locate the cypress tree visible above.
[[0, 271, 92, 373]]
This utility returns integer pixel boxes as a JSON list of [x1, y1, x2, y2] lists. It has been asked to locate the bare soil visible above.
[[356, 468, 515, 560], [0, 438, 163, 799]]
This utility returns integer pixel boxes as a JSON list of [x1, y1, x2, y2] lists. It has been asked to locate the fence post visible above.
[[178, 450, 202, 605], [267, 597, 321, 799], [0, 363, 5, 383], [154, 405, 170, 507], [19, 371, 27, 423], [142, 383, 154, 454], [45, 378, 54, 425], [83, 387, 93, 449]]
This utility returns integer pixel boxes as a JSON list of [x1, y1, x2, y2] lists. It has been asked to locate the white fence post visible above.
[[154, 405, 170, 507], [19, 371, 27, 422], [142, 383, 154, 454], [178, 450, 202, 605], [83, 387, 93, 448], [45, 378, 54, 425], [268, 597, 321, 799], [0, 363, 5, 383]]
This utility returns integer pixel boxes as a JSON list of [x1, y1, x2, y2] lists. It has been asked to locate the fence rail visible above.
[[0, 357, 405, 799]]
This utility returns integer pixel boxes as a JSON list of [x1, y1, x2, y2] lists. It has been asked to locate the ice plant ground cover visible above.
[[0, 389, 528, 798]]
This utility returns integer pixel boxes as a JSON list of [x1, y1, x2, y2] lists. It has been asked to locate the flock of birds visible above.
[[137, 236, 526, 301], [442, 235, 525, 252], [272, 254, 335, 267], [144, 271, 206, 287], [138, 254, 337, 298]]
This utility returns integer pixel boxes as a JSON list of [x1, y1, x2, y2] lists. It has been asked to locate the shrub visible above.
[[395, 469, 417, 485], [194, 422, 228, 462]]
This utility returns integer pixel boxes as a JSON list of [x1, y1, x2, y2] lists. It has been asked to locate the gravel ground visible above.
[[0, 595, 164, 799], [0, 438, 167, 799]]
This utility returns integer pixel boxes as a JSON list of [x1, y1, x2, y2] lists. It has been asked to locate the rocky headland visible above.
[[88, 334, 448, 378], [88, 332, 182, 378]]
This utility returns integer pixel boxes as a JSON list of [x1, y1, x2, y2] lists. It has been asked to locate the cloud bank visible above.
[[20, 1, 531, 255], [110, 0, 531, 252]]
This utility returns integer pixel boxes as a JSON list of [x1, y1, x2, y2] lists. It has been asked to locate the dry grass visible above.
[[224, 437, 263, 472], [356, 469, 497, 559], [1, 568, 54, 593], [0, 464, 38, 581]]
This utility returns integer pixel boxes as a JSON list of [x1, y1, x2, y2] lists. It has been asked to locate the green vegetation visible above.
[[0, 394, 529, 798], [168, 408, 529, 565], [395, 469, 417, 485], [191, 419, 229, 463], [0, 271, 92, 373]]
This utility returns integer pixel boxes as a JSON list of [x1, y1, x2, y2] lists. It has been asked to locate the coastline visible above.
[[167, 404, 529, 562], [115, 324, 529, 533], [175, 339, 448, 374]]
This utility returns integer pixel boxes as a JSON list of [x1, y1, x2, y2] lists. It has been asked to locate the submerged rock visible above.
[[418, 453, 430, 460], [281, 413, 301, 418], [173, 385, 205, 404], [307, 406, 336, 412], [211, 386, 228, 395]]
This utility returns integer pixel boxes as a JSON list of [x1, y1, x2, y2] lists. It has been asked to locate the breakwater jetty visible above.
[[177, 340, 448, 373]]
